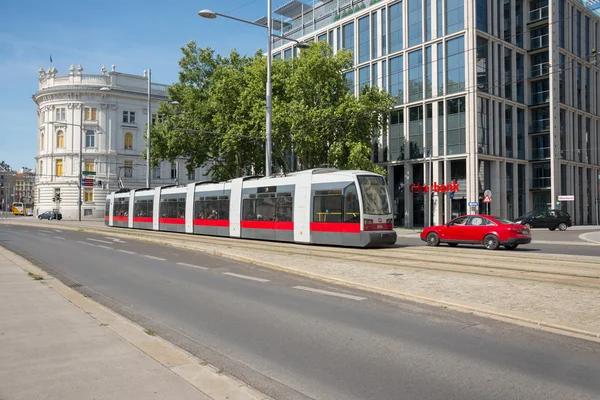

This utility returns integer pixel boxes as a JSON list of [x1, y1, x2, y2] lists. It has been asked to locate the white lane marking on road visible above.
[[39, 230, 54, 234], [87, 238, 113, 244], [143, 255, 166, 261], [292, 286, 367, 301], [104, 236, 127, 243], [77, 241, 96, 246], [96, 245, 113, 250], [38, 233, 47, 236], [54, 229, 62, 233], [54, 236, 66, 240], [118, 249, 137, 255], [177, 262, 209, 270], [222, 272, 270, 282]]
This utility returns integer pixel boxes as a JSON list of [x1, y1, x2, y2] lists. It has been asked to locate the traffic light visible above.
[[97, 180, 102, 188]]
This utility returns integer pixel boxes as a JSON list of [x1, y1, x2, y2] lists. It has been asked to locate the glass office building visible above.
[[269, 0, 600, 227]]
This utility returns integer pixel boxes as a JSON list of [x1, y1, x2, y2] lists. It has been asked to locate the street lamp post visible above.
[[198, 7, 309, 178]]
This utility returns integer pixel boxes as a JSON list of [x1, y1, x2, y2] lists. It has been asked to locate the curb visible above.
[[3, 220, 600, 343], [0, 246, 272, 400], [579, 232, 600, 244]]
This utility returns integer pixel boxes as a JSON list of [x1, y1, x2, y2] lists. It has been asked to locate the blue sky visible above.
[[0, 0, 287, 170]]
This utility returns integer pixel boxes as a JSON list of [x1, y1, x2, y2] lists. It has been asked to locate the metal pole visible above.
[[79, 105, 83, 222], [266, 0, 273, 178], [147, 69, 152, 188], [428, 150, 433, 227]]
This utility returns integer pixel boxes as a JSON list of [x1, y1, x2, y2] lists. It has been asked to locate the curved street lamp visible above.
[[198, 7, 309, 178]]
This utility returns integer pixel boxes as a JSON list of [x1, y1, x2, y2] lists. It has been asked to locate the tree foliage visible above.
[[150, 41, 393, 180]]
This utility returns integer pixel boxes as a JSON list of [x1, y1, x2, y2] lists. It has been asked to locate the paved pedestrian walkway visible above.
[[0, 247, 269, 400]]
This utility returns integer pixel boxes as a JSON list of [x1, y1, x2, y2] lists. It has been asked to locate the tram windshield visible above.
[[357, 175, 391, 215]]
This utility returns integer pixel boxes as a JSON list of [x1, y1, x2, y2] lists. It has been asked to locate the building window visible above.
[[408, 50, 423, 102], [56, 159, 63, 177], [40, 133, 45, 150], [476, 0, 487, 32], [409, 106, 424, 159], [381, 8, 387, 56], [358, 16, 369, 64], [559, 0, 564, 48], [342, 21, 355, 58], [389, 109, 404, 161], [446, 36, 465, 94], [437, 42, 444, 95], [437, 0, 443, 37], [438, 101, 444, 155], [284, 48, 292, 60], [446, 97, 466, 154], [85, 130, 95, 148], [124, 161, 133, 178], [56, 130, 65, 148], [84, 188, 93, 203], [55, 107, 65, 121], [39, 161, 43, 175], [152, 113, 164, 124], [446, 0, 464, 35], [389, 55, 404, 104], [344, 70, 355, 96], [84, 107, 97, 121], [359, 66, 370, 92], [123, 111, 135, 124], [517, 108, 525, 159], [504, 48, 512, 100], [516, 53, 524, 103], [425, 0, 432, 41], [408, 0, 422, 47], [425, 46, 433, 98], [505, 105, 513, 158], [84, 160, 94, 173], [152, 165, 161, 179], [476, 36, 488, 92], [187, 169, 195, 181], [389, 2, 403, 53], [171, 163, 177, 179], [371, 12, 378, 60], [124, 132, 133, 150]]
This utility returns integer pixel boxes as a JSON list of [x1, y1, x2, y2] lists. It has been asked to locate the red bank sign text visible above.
[[409, 181, 460, 193]]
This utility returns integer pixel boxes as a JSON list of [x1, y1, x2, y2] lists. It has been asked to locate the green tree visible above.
[[150, 40, 393, 180]]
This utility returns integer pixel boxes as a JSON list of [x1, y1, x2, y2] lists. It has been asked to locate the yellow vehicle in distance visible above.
[[12, 202, 24, 215]]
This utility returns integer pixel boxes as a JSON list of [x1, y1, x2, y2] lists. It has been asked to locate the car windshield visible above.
[[357, 175, 391, 215], [516, 211, 533, 220]]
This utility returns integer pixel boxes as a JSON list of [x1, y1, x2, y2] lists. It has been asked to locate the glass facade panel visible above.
[[389, 2, 403, 53], [504, 0, 511, 43], [426, 103, 433, 155], [389, 109, 404, 161], [425, 0, 432, 42], [506, 163, 514, 219], [345, 70, 355, 96], [506, 106, 514, 157], [425, 46, 433, 98], [446, 36, 465, 94], [476, 0, 487, 32], [409, 106, 424, 159], [477, 97, 489, 154], [515, 0, 523, 47], [516, 53, 524, 103], [343, 22, 355, 58], [559, 0, 564, 48], [476, 36, 488, 92], [408, 0, 422, 47], [358, 16, 370, 64], [437, 0, 443, 37], [437, 42, 444, 95], [446, 0, 464, 35], [382, 8, 387, 56], [517, 108, 525, 159], [359, 66, 370, 92], [371, 13, 378, 60], [517, 164, 525, 216], [389, 55, 404, 104], [505, 48, 512, 100], [408, 50, 423, 102], [438, 101, 444, 155], [446, 97, 466, 154], [559, 54, 565, 104]]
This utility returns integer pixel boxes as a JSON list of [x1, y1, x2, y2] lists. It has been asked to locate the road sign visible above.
[[468, 201, 478, 207], [82, 178, 94, 187], [483, 194, 492, 203], [558, 195, 574, 201], [82, 171, 96, 176], [484, 189, 492, 199]]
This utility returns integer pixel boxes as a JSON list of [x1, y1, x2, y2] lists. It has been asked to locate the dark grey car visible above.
[[514, 210, 572, 231], [38, 211, 62, 220]]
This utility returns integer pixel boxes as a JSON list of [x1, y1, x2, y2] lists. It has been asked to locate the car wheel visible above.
[[426, 232, 440, 246], [524, 223, 531, 230], [483, 234, 500, 250], [38, 216, 42, 219], [558, 223, 568, 231], [549, 227, 556, 231], [448, 243, 458, 247], [504, 244, 518, 250]]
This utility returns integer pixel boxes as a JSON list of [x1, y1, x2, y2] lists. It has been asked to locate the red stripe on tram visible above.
[[194, 219, 230, 227], [159, 218, 186, 225], [113, 216, 128, 222], [133, 217, 153, 223], [104, 216, 109, 221], [310, 222, 361, 234], [240, 220, 294, 231]]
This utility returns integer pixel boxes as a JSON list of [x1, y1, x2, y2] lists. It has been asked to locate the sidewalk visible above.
[[0, 247, 269, 400]]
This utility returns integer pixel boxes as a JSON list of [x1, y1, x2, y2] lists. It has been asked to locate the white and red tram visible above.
[[105, 169, 397, 247]]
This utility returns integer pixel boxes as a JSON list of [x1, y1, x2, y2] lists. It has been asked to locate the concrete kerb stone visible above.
[[0, 246, 272, 400], [580, 231, 600, 244], [3, 220, 600, 342]]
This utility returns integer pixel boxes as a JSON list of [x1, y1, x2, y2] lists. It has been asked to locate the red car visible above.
[[420, 215, 531, 250]]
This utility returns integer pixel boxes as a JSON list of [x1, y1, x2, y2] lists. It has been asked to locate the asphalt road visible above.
[[2, 224, 600, 400]]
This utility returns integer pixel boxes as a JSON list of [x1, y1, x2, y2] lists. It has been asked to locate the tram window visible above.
[[313, 195, 343, 222], [343, 184, 360, 222], [195, 196, 229, 219], [134, 199, 153, 217], [105, 200, 110, 217], [114, 198, 129, 216], [160, 197, 185, 218], [275, 193, 293, 222]]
